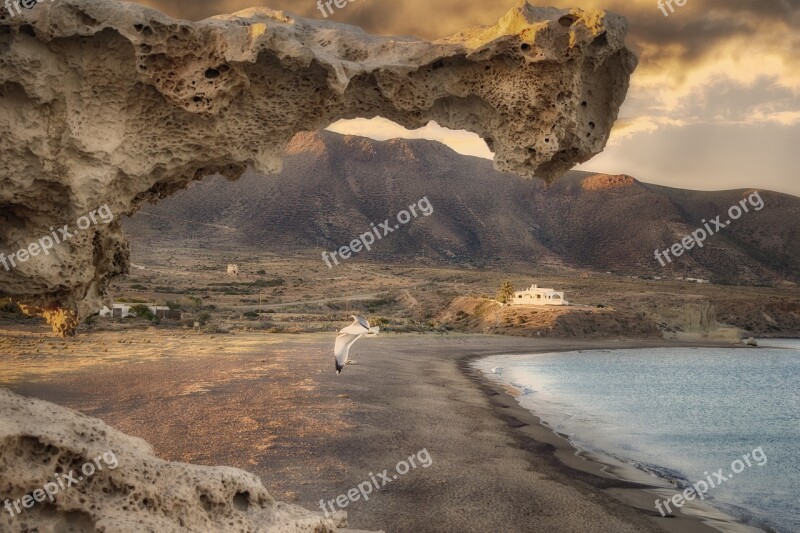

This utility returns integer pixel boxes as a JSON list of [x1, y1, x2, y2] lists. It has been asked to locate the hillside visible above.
[[124, 131, 800, 285]]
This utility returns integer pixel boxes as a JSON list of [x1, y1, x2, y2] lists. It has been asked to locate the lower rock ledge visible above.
[[0, 388, 378, 532]]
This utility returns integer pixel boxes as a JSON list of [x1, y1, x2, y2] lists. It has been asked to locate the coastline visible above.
[[0, 327, 774, 532], [461, 344, 768, 533]]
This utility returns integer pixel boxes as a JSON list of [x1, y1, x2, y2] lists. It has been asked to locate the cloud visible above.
[[133, 1, 800, 124], [578, 122, 800, 197]]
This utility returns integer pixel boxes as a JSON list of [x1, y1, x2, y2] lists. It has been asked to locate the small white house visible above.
[[99, 303, 170, 318], [510, 284, 569, 306], [227, 264, 239, 276]]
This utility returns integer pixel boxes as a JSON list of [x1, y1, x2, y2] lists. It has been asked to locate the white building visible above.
[[227, 264, 239, 276], [99, 303, 170, 318], [510, 284, 569, 306]]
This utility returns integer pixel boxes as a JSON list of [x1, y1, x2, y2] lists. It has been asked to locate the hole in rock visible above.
[[233, 491, 250, 511], [591, 32, 608, 48], [205, 68, 221, 79], [327, 117, 493, 160], [558, 15, 578, 27]]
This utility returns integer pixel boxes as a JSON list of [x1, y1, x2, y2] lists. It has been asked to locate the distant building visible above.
[[99, 303, 180, 320], [510, 284, 569, 306], [154, 308, 182, 320], [227, 264, 239, 276], [686, 277, 710, 284]]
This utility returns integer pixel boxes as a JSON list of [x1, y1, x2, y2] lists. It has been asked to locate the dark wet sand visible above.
[[0, 328, 757, 532]]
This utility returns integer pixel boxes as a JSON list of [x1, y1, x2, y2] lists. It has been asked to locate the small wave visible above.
[[509, 382, 535, 395], [601, 453, 690, 488]]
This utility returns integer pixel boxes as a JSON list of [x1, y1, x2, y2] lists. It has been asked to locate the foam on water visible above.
[[474, 342, 800, 533]]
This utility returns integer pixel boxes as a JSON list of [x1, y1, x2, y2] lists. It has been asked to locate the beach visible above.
[[0, 326, 758, 532]]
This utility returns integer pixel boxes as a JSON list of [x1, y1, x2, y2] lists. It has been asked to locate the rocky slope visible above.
[[125, 131, 800, 285], [0, 388, 370, 532], [0, 0, 636, 335], [438, 296, 663, 338]]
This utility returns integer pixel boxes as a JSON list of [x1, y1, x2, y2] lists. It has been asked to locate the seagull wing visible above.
[[339, 322, 367, 335], [340, 316, 368, 336], [334, 332, 363, 374]]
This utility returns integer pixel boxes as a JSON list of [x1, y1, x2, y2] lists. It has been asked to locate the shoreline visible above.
[[0, 328, 780, 532], [460, 344, 767, 533]]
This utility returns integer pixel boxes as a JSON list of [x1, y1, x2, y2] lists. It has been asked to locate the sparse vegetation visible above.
[[0, 298, 26, 319], [116, 297, 148, 304], [197, 311, 212, 326], [496, 281, 515, 304], [129, 304, 156, 322], [75, 251, 798, 337]]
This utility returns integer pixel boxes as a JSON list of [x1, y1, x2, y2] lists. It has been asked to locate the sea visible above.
[[473, 340, 800, 533]]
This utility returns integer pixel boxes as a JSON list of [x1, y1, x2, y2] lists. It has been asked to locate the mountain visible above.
[[123, 131, 800, 285]]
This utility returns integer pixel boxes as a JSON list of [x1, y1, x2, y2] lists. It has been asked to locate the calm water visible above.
[[474, 341, 800, 533]]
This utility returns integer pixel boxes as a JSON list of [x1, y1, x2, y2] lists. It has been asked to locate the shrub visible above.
[[0, 299, 24, 316], [129, 304, 156, 321], [117, 297, 147, 303], [497, 281, 515, 304]]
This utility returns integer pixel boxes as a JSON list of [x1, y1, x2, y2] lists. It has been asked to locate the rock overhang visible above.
[[0, 0, 636, 334]]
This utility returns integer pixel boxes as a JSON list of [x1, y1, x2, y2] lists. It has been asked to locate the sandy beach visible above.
[[0, 327, 760, 532]]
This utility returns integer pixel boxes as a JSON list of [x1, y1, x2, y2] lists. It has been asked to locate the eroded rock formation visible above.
[[0, 0, 636, 334], [0, 388, 368, 532]]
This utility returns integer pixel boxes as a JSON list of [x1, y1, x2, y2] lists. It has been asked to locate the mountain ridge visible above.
[[124, 131, 800, 285]]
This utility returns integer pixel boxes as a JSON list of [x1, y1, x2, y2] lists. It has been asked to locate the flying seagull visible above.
[[334, 315, 379, 374]]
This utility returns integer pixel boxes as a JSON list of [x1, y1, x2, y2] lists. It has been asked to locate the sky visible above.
[[133, 0, 799, 197]]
